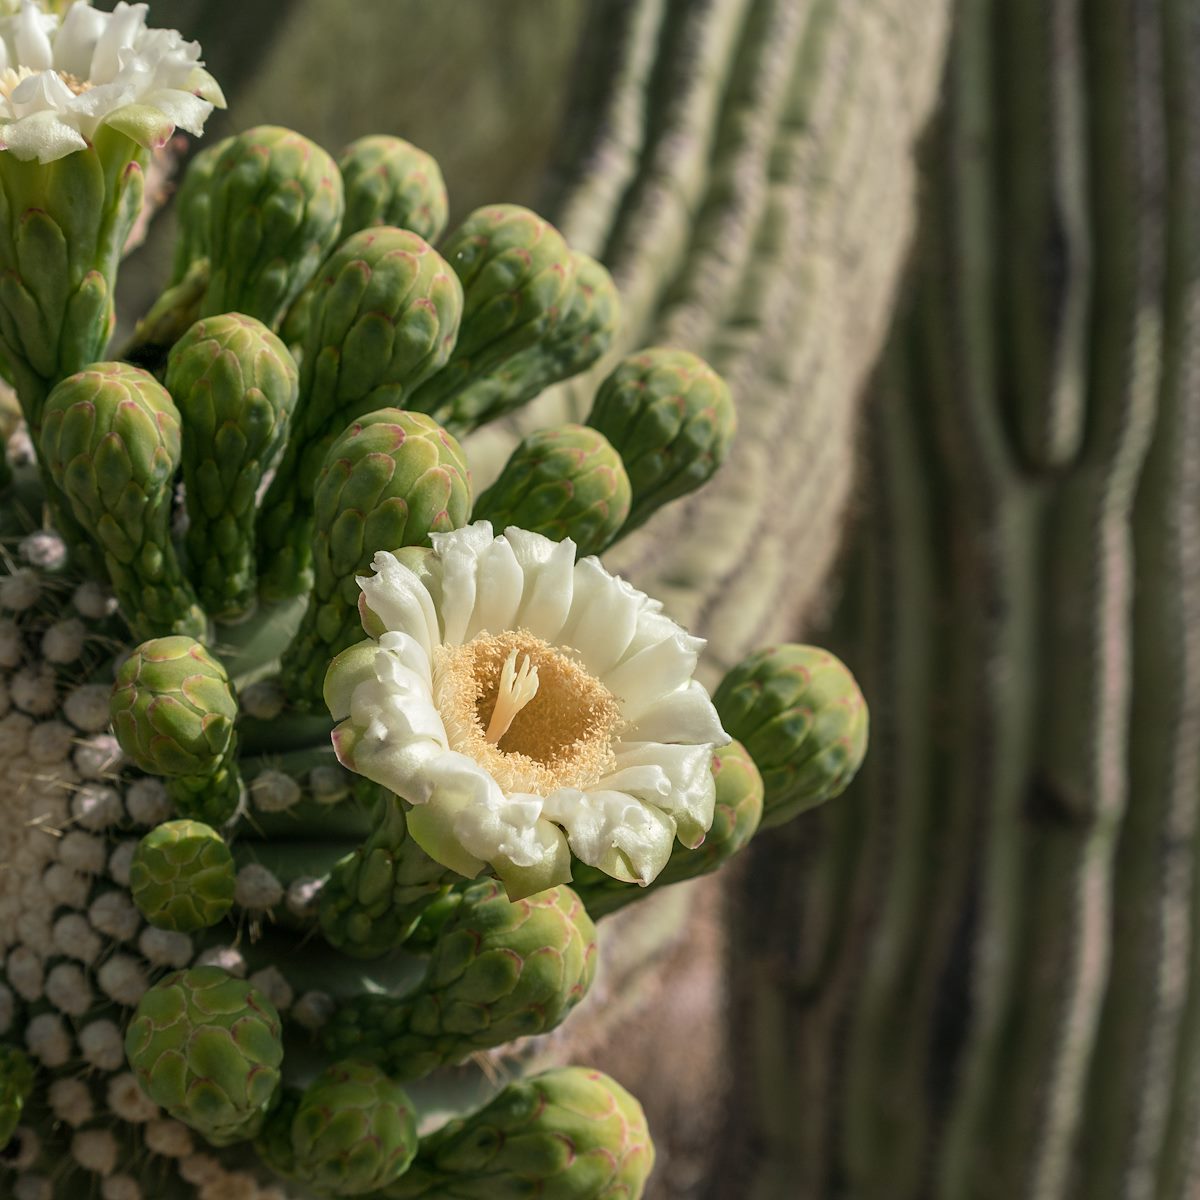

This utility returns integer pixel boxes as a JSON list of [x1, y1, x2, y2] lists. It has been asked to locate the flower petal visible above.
[[556, 556, 642, 675], [603, 631, 702, 721], [358, 550, 441, 660], [0, 110, 86, 161], [430, 522, 497, 645], [506, 526, 576, 641], [603, 741, 716, 848], [462, 531, 524, 642], [543, 787, 677, 885], [630, 679, 730, 746]]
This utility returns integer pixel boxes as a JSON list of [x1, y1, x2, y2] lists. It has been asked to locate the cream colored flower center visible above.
[[434, 629, 622, 794], [0, 65, 92, 99]]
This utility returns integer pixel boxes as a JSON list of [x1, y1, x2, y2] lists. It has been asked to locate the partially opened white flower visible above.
[[0, 1, 224, 162], [324, 522, 730, 899]]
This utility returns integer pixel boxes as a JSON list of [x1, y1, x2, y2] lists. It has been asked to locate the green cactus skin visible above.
[[472, 422, 631, 555], [199, 125, 347, 329], [319, 792, 465, 959], [383, 1067, 654, 1200], [432, 249, 621, 437], [574, 738, 763, 919], [109, 636, 243, 825], [339, 134, 450, 243], [123, 965, 284, 1145], [37, 361, 208, 639], [165, 313, 301, 620], [407, 204, 577, 425], [0, 1045, 34, 1148], [129, 819, 236, 932], [713, 644, 867, 829], [0, 124, 144, 447], [263, 1059, 418, 1195], [170, 134, 233, 285], [278, 408, 472, 708], [322, 881, 597, 1080], [256, 226, 464, 601], [586, 346, 735, 539]]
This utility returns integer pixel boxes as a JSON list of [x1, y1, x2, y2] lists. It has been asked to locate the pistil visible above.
[[485, 650, 540, 744]]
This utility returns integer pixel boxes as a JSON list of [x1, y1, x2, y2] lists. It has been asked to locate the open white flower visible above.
[[0, 1, 224, 163], [325, 523, 730, 899]]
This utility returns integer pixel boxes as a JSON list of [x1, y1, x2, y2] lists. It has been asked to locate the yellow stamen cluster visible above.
[[434, 629, 622, 794]]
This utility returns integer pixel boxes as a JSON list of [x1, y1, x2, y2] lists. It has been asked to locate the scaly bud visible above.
[[279, 409, 471, 707], [109, 637, 243, 825], [338, 135, 449, 243], [257, 227, 464, 601], [587, 346, 735, 536], [200, 125, 346, 329], [166, 313, 300, 619], [473, 423, 631, 555], [124, 966, 283, 1145], [39, 362, 205, 637], [712, 644, 868, 828], [323, 881, 597, 1080], [574, 739, 764, 918], [433, 249, 621, 435], [129, 819, 236, 932], [408, 204, 576, 427], [386, 1067, 654, 1199]]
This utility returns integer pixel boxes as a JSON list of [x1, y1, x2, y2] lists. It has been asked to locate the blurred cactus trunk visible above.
[[714, 0, 1200, 1197]]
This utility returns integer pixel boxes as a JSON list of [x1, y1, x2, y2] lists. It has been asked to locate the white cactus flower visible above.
[[325, 522, 729, 899], [0, 1, 224, 163]]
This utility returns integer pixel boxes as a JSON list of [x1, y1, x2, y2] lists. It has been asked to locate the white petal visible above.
[[556, 556, 643, 675], [13, 4, 54, 71], [136, 87, 211, 135], [506, 527, 576, 641], [358, 551, 441, 659], [603, 632, 701, 721], [543, 787, 676, 884], [0, 110, 85, 161], [604, 741, 716, 847], [376, 630, 433, 687], [431, 522, 496, 645], [462, 532, 524, 642], [629, 679, 729, 746], [10, 69, 73, 115], [53, 3, 106, 78], [90, 2, 148, 84]]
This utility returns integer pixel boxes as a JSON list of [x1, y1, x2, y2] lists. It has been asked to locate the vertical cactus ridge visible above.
[[166, 313, 300, 621], [255, 226, 464, 602], [278, 408, 471, 708]]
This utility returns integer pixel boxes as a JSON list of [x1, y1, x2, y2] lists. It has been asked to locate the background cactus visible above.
[[0, 4, 877, 1193]]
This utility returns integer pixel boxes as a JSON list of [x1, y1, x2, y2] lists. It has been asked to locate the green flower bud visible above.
[[124, 966, 284, 1145], [257, 227, 464, 602], [574, 740, 764, 918], [170, 135, 232, 284], [109, 636, 243, 824], [39, 362, 206, 639], [166, 313, 300, 619], [339, 135, 449, 243], [0, 1045, 34, 1148], [587, 346, 736, 536], [318, 796, 464, 959], [432, 249, 621, 436], [386, 1067, 654, 1199], [323, 881, 597, 1080], [473, 423, 631, 555], [129, 818, 236, 932], [288, 1060, 418, 1195], [200, 125, 346, 329], [409, 204, 576, 425], [279, 409, 471, 708], [713, 644, 868, 828]]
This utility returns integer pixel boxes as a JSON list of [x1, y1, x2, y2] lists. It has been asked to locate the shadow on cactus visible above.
[[0, 3, 868, 1197]]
